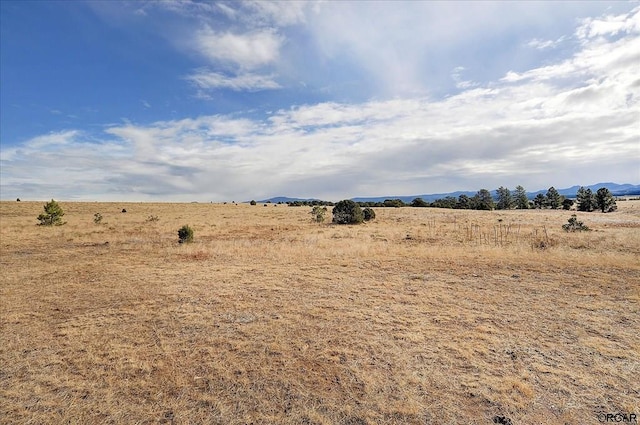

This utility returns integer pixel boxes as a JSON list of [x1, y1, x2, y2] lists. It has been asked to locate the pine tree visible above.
[[456, 194, 472, 209], [496, 186, 513, 210], [545, 187, 562, 209], [576, 187, 595, 212], [595, 187, 617, 213], [37, 199, 65, 226], [514, 185, 529, 209], [472, 189, 495, 210]]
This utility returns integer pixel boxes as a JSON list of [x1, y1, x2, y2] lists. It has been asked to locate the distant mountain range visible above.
[[257, 182, 640, 204], [352, 182, 640, 203]]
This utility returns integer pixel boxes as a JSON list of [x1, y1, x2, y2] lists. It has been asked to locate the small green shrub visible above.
[[363, 207, 376, 221], [178, 225, 194, 243], [562, 215, 590, 232], [332, 200, 364, 224], [146, 215, 159, 223], [250, 200, 257, 206], [37, 199, 65, 226], [93, 213, 103, 224], [310, 206, 328, 223]]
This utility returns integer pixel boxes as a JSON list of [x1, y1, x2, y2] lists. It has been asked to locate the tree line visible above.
[[282, 185, 617, 212]]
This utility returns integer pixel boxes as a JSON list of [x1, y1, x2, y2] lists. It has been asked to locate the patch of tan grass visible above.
[[1, 200, 639, 424]]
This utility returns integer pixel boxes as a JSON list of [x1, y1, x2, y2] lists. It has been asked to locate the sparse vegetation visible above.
[[37, 199, 65, 226], [178, 224, 194, 243], [2, 200, 638, 425], [310, 206, 328, 223], [93, 212, 103, 224], [146, 214, 159, 223]]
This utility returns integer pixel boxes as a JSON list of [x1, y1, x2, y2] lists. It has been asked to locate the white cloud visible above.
[[526, 36, 566, 50], [503, 14, 640, 85], [451, 67, 479, 90], [576, 6, 640, 40], [185, 69, 280, 91], [195, 27, 283, 69], [151, 0, 309, 27], [186, 25, 284, 94], [303, 2, 627, 97], [21, 130, 80, 150], [241, 1, 308, 26]]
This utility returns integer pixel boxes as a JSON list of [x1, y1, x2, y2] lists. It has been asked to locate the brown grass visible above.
[[1, 200, 639, 424]]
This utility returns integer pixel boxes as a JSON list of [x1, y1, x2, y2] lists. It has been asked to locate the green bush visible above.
[[332, 200, 364, 224], [178, 225, 194, 243], [310, 206, 328, 223], [250, 200, 257, 206], [37, 199, 65, 226], [562, 215, 590, 232], [363, 207, 376, 221]]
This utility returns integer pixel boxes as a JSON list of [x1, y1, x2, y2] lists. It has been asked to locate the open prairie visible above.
[[1, 200, 639, 425]]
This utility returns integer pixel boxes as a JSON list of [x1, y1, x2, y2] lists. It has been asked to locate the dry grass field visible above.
[[1, 200, 639, 425]]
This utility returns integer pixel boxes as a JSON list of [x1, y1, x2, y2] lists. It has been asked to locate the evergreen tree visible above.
[[383, 199, 405, 208], [432, 196, 457, 209], [595, 187, 617, 213], [411, 197, 429, 207], [576, 187, 595, 212], [545, 187, 562, 209], [456, 194, 472, 209], [37, 199, 65, 226], [533, 193, 546, 209], [495, 186, 513, 210], [472, 189, 495, 210], [513, 185, 529, 209]]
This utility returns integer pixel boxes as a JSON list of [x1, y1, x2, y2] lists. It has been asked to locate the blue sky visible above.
[[1, 1, 638, 201]]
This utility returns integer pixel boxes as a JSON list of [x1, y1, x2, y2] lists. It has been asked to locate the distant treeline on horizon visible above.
[[272, 185, 631, 212]]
